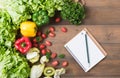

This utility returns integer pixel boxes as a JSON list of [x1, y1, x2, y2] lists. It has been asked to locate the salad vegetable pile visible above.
[[0, 6, 30, 78], [0, 0, 85, 78]]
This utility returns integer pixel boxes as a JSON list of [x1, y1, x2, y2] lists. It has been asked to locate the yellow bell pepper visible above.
[[20, 21, 37, 37]]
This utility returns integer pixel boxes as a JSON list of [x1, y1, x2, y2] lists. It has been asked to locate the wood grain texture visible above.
[[51, 0, 120, 25], [42, 25, 120, 78], [82, 0, 120, 25]]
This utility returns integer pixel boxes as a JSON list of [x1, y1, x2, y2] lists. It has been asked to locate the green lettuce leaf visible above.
[[0, 47, 30, 78], [0, 0, 31, 25]]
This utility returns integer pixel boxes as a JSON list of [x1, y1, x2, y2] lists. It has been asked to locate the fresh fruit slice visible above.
[[41, 49, 47, 55], [39, 44, 46, 49], [55, 17, 61, 23], [45, 41, 52, 46], [52, 60, 59, 67], [62, 61, 68, 67], [51, 52, 57, 59], [61, 27, 67, 32], [44, 67, 55, 77], [41, 33, 47, 39], [49, 26, 55, 32], [49, 32, 56, 37]]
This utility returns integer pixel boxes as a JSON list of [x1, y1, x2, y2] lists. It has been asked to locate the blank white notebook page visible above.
[[64, 29, 106, 72]]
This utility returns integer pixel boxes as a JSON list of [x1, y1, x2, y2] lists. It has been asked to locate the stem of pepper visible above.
[[21, 42, 26, 47]]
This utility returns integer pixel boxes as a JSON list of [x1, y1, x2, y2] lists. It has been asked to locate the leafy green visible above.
[[58, 54, 65, 58], [25, 0, 64, 17], [46, 52, 51, 59], [0, 0, 31, 25], [0, 6, 30, 78], [0, 9, 17, 47], [0, 47, 30, 78], [61, 0, 85, 25], [41, 0, 64, 17]]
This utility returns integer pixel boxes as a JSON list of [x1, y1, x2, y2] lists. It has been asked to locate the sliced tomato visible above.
[[51, 52, 57, 59], [52, 60, 59, 67], [62, 61, 68, 67], [55, 17, 61, 23], [61, 27, 67, 32], [45, 41, 52, 46], [41, 33, 47, 39], [49, 26, 55, 32], [49, 32, 56, 37], [39, 44, 46, 49], [41, 49, 47, 55]]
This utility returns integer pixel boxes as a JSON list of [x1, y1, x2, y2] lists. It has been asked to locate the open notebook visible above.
[[64, 28, 107, 72]]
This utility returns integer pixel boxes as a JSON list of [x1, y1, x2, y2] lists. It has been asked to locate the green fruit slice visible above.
[[44, 67, 55, 77]]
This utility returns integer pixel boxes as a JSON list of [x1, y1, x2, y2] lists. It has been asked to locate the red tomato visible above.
[[39, 44, 46, 49], [33, 43, 38, 47], [51, 52, 57, 59], [49, 27, 55, 32], [41, 49, 47, 55], [55, 17, 61, 23], [61, 27, 67, 32], [52, 60, 59, 67], [62, 61, 68, 67], [49, 32, 55, 37], [37, 31, 42, 36], [33, 38, 37, 43], [41, 33, 47, 39], [45, 41, 52, 46]]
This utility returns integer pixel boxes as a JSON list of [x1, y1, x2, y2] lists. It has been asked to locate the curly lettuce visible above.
[[0, 9, 17, 47], [0, 6, 30, 78], [0, 0, 31, 25], [0, 47, 30, 78], [25, 0, 64, 17]]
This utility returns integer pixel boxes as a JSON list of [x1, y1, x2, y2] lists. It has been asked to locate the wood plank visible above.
[[83, 8, 120, 25], [85, 0, 120, 8], [42, 25, 120, 78], [62, 76, 120, 78], [83, 0, 120, 25]]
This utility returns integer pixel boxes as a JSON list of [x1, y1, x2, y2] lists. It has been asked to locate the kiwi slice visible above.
[[44, 67, 55, 77]]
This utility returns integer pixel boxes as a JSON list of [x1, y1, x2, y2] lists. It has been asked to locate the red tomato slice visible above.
[[45, 41, 52, 46], [41, 49, 47, 55], [52, 60, 59, 67], [41, 33, 47, 39], [49, 32, 56, 37], [39, 44, 46, 49], [55, 17, 61, 23], [49, 26, 55, 32], [51, 52, 57, 59], [62, 61, 68, 67], [61, 27, 67, 32]]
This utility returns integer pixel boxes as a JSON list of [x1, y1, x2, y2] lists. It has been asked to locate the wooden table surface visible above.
[[45, 0, 120, 78]]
